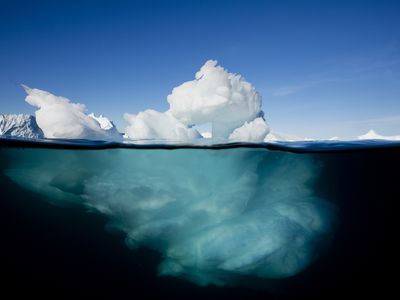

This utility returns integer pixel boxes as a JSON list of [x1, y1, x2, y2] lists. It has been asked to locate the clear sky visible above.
[[0, 0, 399, 139]]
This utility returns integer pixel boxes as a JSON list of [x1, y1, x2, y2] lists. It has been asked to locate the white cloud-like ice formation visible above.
[[19, 60, 273, 142], [124, 60, 269, 141], [23, 85, 121, 141], [167, 60, 265, 139], [19, 61, 400, 143], [124, 110, 201, 140], [21, 59, 271, 142], [229, 117, 269, 142], [4, 147, 336, 286]]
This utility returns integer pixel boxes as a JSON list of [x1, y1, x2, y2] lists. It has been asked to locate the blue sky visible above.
[[0, 0, 399, 138]]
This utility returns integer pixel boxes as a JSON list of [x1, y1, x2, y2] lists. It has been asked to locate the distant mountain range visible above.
[[0, 114, 44, 139]]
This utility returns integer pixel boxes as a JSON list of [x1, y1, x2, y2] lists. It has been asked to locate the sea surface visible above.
[[0, 137, 399, 299]]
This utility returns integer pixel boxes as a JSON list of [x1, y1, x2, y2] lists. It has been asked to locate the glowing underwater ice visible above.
[[3, 147, 336, 286]]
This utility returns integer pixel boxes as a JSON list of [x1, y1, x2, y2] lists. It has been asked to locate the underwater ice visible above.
[[3, 147, 336, 286]]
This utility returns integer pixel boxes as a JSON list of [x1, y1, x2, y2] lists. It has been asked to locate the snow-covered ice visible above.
[[0, 114, 44, 139], [124, 110, 201, 140], [167, 60, 266, 139], [124, 60, 269, 141], [357, 129, 400, 141], [23, 85, 121, 141]]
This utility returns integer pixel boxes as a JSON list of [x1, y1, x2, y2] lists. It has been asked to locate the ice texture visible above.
[[124, 60, 269, 141], [358, 129, 400, 141], [3, 147, 336, 286], [23, 85, 122, 141], [167, 60, 265, 139], [124, 110, 201, 140], [0, 114, 44, 139], [229, 117, 269, 142]]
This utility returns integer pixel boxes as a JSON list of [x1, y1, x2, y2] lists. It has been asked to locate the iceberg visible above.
[[23, 85, 122, 141], [167, 60, 267, 140], [229, 117, 270, 142], [124, 110, 201, 140], [124, 60, 269, 141], [88, 113, 122, 139], [2, 145, 336, 286]]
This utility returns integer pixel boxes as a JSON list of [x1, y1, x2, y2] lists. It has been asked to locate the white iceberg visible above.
[[124, 60, 266, 141], [124, 110, 201, 140], [23, 85, 122, 141], [3, 147, 336, 286], [168, 60, 264, 139], [229, 117, 270, 142]]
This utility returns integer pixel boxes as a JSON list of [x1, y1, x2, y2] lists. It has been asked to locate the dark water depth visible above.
[[0, 138, 399, 299]]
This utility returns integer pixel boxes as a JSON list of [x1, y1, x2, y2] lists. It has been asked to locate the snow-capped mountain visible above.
[[264, 131, 307, 142], [0, 114, 44, 139], [88, 113, 122, 140], [357, 129, 400, 141]]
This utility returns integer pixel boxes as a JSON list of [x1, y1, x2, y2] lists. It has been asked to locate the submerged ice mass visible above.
[[3, 147, 336, 286]]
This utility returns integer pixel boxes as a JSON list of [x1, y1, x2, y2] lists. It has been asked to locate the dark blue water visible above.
[[0, 137, 399, 299]]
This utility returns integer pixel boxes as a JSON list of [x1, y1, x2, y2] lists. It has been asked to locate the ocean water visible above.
[[0, 137, 399, 298]]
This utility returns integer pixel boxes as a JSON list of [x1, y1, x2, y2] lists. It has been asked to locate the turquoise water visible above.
[[0, 137, 398, 298]]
